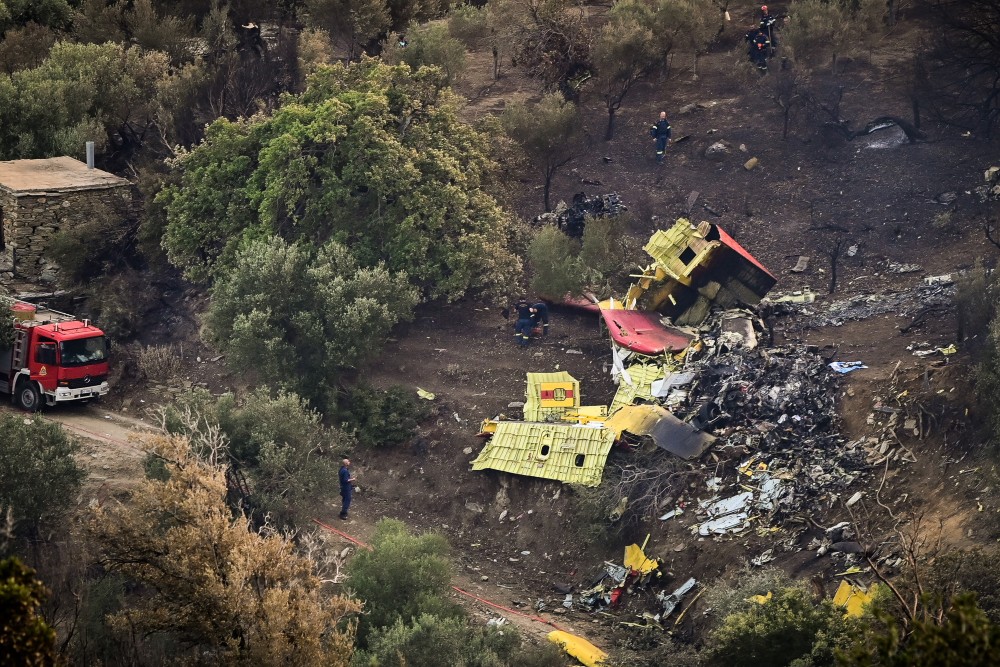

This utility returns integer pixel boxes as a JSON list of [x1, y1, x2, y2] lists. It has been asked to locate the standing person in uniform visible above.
[[339, 458, 357, 520], [513, 298, 535, 347], [649, 112, 672, 164]]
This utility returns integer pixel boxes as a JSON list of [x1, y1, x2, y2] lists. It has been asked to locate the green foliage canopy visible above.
[[206, 236, 419, 404], [158, 58, 523, 302], [0, 414, 83, 537], [501, 93, 580, 212], [0, 557, 60, 666], [160, 387, 353, 528], [346, 518, 461, 644], [707, 585, 855, 667], [0, 41, 170, 159]]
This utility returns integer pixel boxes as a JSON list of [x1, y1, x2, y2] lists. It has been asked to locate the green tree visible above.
[[0, 41, 172, 160], [0, 22, 56, 74], [707, 585, 855, 667], [842, 594, 1000, 666], [449, 3, 504, 80], [783, 0, 885, 71], [527, 226, 584, 300], [501, 93, 581, 212], [91, 434, 360, 665], [160, 387, 352, 527], [0, 557, 60, 667], [206, 237, 419, 405], [304, 0, 390, 60], [158, 58, 523, 302], [0, 0, 72, 32], [336, 384, 429, 448], [346, 519, 461, 644], [592, 4, 659, 140], [383, 23, 467, 84], [354, 613, 524, 667], [490, 0, 591, 97], [0, 414, 83, 537]]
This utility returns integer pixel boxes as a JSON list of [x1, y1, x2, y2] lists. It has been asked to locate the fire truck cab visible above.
[[0, 300, 110, 411]]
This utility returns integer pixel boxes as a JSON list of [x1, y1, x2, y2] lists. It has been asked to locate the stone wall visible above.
[[2, 185, 132, 282], [0, 191, 13, 279]]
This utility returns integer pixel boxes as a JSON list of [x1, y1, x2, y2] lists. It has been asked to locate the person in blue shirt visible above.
[[650, 112, 672, 163], [513, 298, 535, 347], [530, 301, 550, 337], [339, 458, 357, 520]]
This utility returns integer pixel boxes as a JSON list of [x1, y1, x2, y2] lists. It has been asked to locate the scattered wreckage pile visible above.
[[533, 192, 627, 237], [472, 218, 891, 637]]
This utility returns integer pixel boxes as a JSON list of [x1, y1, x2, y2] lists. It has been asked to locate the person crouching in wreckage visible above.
[[505, 298, 550, 346]]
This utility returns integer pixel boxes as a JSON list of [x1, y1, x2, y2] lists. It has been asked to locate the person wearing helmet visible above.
[[759, 4, 779, 50]]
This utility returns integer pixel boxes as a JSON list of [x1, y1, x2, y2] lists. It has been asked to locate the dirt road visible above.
[[2, 402, 152, 496]]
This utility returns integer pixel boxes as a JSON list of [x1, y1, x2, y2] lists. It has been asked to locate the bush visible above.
[[956, 260, 1000, 348], [0, 414, 83, 537], [706, 585, 855, 667], [160, 388, 352, 528], [384, 24, 467, 84], [579, 213, 636, 294], [527, 227, 584, 301], [47, 217, 133, 285], [337, 384, 429, 449], [136, 344, 182, 383], [0, 557, 60, 665], [206, 237, 419, 406], [346, 519, 461, 645], [354, 613, 526, 667]]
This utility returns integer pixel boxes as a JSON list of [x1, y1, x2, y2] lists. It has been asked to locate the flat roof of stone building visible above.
[[0, 156, 129, 196]]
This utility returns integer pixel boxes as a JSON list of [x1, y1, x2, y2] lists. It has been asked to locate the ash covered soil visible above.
[[86, 10, 999, 655]]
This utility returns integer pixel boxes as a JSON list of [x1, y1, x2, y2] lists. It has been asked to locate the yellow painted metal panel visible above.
[[470, 421, 615, 487], [623, 544, 659, 575], [609, 363, 667, 414], [833, 581, 877, 618], [547, 631, 608, 667], [524, 372, 580, 421], [539, 381, 577, 407]]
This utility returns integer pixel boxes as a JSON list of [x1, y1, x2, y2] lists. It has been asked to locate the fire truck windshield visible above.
[[59, 336, 108, 367]]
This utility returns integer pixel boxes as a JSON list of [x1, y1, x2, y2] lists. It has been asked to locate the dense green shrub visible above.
[[158, 58, 523, 303], [346, 519, 461, 645], [160, 388, 352, 528], [383, 24, 467, 84], [336, 384, 429, 449], [0, 557, 60, 665], [0, 414, 83, 537], [206, 237, 419, 405], [706, 585, 854, 667]]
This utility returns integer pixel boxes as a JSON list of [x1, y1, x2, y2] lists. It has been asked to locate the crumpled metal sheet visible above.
[[605, 404, 715, 459]]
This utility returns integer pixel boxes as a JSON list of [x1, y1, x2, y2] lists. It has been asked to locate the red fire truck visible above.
[[0, 299, 110, 411]]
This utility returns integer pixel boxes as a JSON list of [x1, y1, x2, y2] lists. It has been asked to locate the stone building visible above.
[[0, 156, 131, 282]]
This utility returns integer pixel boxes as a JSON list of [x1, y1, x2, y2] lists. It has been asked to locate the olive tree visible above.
[[501, 93, 581, 211], [158, 59, 523, 303]]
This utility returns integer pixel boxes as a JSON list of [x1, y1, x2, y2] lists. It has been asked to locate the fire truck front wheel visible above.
[[16, 381, 41, 412]]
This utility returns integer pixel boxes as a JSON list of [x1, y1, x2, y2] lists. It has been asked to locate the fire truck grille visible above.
[[65, 375, 107, 389]]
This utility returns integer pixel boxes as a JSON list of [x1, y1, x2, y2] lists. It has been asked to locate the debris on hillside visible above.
[[534, 192, 627, 237], [767, 279, 956, 327], [620, 218, 777, 326]]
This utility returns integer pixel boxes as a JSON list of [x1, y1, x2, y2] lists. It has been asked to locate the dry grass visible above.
[[136, 344, 183, 383]]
